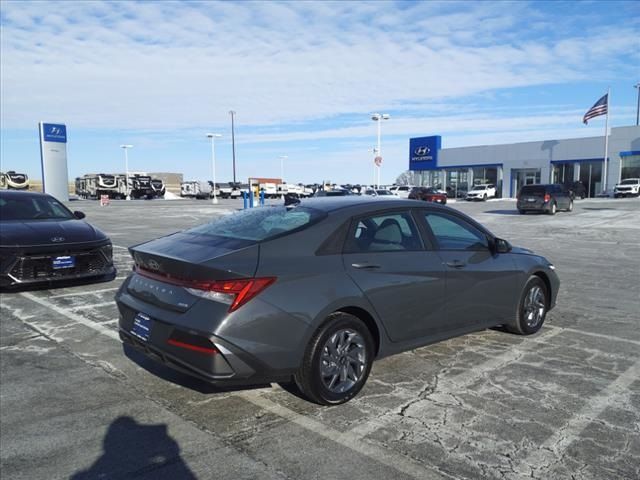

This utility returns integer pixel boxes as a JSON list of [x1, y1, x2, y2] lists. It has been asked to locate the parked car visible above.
[[613, 178, 640, 198], [116, 197, 558, 405], [465, 184, 496, 201], [375, 189, 396, 196], [389, 185, 413, 198], [0, 190, 116, 290], [563, 181, 586, 200], [409, 187, 447, 204], [314, 189, 353, 197], [517, 184, 573, 215]]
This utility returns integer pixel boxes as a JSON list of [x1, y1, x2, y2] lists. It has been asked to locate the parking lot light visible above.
[[120, 145, 133, 200], [206, 133, 222, 204]]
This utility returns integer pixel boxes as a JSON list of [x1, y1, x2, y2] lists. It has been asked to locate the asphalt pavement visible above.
[[1, 196, 639, 480]]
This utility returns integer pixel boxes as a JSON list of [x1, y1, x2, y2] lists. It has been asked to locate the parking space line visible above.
[[243, 393, 448, 480], [48, 287, 119, 299], [70, 301, 117, 311], [516, 356, 640, 475], [547, 324, 640, 347], [20, 292, 119, 341], [15, 290, 449, 480]]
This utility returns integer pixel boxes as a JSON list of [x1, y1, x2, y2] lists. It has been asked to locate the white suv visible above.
[[614, 178, 640, 198], [466, 184, 496, 201], [389, 185, 413, 198]]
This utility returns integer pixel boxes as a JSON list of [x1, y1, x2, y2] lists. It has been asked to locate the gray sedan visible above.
[[116, 197, 559, 405]]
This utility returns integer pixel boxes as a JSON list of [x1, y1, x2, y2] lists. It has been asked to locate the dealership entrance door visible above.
[[511, 169, 540, 197], [578, 161, 603, 197]]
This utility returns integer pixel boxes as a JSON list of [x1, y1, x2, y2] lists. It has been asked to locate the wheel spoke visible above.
[[319, 328, 367, 394]]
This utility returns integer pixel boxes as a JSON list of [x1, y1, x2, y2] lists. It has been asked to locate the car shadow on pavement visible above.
[[484, 209, 522, 215], [122, 344, 270, 394], [70, 416, 196, 479]]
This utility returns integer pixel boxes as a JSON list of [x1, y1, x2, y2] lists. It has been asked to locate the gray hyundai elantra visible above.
[[116, 197, 559, 405]]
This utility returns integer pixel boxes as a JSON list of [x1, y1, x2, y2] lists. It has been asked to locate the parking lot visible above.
[[1, 197, 639, 480]]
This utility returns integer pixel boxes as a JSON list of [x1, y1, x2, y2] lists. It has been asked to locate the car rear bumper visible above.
[[115, 277, 302, 386]]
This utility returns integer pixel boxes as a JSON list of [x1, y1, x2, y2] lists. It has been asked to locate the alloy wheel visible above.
[[320, 329, 366, 394], [523, 286, 546, 328]]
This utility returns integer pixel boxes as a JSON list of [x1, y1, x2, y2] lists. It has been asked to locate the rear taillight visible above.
[[136, 266, 275, 312], [544, 193, 551, 202]]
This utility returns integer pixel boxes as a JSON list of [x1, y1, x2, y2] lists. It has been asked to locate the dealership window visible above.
[[445, 169, 470, 198], [472, 167, 502, 198], [621, 155, 640, 179]]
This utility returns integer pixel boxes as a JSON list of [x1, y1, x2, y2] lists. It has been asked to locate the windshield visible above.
[[186, 205, 326, 242], [0, 194, 75, 221], [471, 186, 486, 191], [376, 190, 393, 195], [620, 179, 639, 185]]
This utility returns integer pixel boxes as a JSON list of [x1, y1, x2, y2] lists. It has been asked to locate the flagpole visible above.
[[602, 87, 610, 195]]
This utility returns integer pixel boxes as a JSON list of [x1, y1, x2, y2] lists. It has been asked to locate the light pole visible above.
[[229, 110, 237, 183], [635, 82, 640, 126], [371, 113, 390, 188], [279, 155, 288, 198], [120, 144, 133, 200], [207, 133, 222, 204]]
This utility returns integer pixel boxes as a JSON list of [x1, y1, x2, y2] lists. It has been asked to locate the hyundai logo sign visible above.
[[409, 136, 441, 171], [42, 123, 67, 143]]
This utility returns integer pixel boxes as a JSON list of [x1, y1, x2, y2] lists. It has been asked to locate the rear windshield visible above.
[[519, 185, 547, 195], [0, 194, 74, 221], [186, 206, 326, 242]]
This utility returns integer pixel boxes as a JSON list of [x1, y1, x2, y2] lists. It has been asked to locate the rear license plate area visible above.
[[131, 312, 152, 342], [52, 256, 75, 269]]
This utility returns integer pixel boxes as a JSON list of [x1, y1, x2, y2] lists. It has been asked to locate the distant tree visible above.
[[395, 171, 420, 186]]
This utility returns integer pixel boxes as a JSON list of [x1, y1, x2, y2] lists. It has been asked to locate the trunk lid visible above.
[[127, 232, 259, 312]]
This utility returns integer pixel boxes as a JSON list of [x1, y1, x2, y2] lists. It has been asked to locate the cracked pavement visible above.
[[1, 197, 639, 479]]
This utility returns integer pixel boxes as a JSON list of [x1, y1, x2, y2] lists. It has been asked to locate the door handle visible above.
[[351, 263, 381, 269], [446, 260, 466, 269]]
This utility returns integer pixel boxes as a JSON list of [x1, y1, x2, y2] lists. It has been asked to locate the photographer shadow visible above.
[[71, 416, 196, 479]]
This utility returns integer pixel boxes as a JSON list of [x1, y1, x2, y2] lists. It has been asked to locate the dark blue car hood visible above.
[[0, 219, 108, 247]]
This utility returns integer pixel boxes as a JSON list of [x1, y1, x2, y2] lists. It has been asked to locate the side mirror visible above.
[[73, 211, 86, 219], [494, 237, 511, 254]]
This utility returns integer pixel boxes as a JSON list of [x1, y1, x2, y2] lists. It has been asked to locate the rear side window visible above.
[[424, 212, 488, 251], [345, 211, 422, 253], [187, 206, 326, 242]]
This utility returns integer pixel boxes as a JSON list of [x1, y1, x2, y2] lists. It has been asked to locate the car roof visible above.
[[295, 196, 445, 213], [0, 190, 53, 200]]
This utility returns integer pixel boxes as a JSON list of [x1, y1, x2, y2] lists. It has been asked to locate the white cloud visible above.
[[1, 0, 638, 130]]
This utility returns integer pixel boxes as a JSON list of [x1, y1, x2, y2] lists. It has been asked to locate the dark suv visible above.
[[517, 184, 573, 215]]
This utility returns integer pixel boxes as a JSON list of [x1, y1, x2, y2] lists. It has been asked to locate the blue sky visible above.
[[1, 0, 639, 185]]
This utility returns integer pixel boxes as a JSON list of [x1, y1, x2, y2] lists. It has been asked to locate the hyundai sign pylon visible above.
[[38, 122, 69, 201]]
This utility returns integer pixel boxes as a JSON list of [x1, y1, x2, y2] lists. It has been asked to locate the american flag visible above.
[[583, 94, 608, 124]]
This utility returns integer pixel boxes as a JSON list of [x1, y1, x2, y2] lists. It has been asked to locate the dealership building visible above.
[[408, 125, 640, 198]]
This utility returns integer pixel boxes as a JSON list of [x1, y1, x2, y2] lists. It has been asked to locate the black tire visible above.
[[294, 312, 374, 406], [549, 202, 557, 215], [567, 200, 573, 212], [506, 276, 549, 335], [483, 194, 487, 201], [518, 209, 525, 215]]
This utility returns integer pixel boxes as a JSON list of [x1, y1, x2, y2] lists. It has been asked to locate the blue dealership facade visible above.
[[408, 126, 640, 198]]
